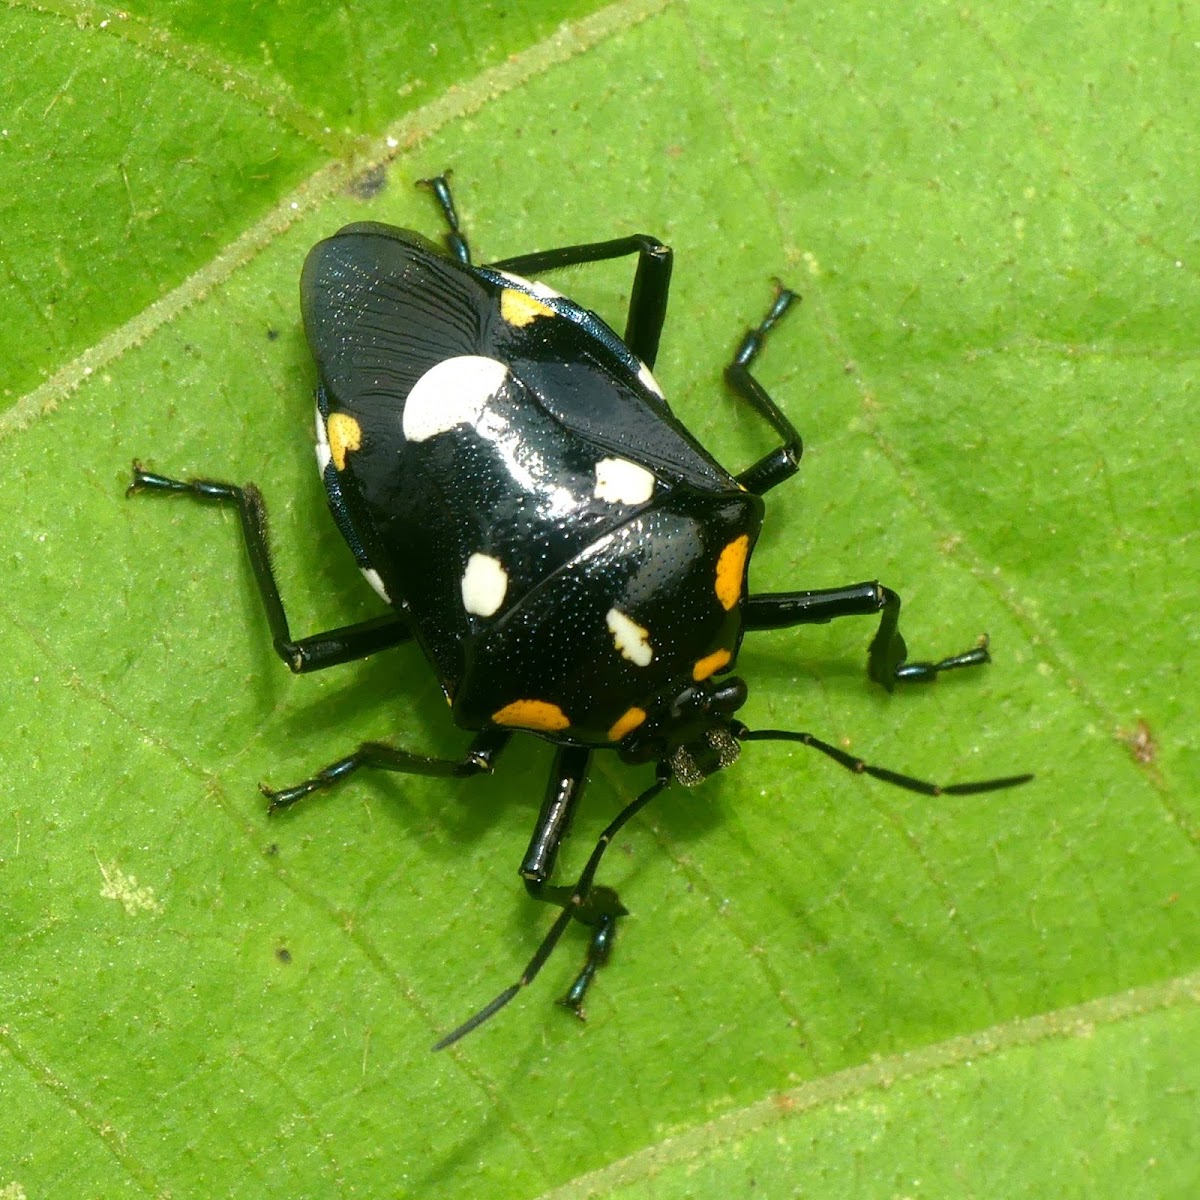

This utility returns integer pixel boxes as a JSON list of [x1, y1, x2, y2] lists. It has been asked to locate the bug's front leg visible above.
[[434, 769, 669, 1050], [743, 583, 990, 690], [519, 745, 628, 1017]]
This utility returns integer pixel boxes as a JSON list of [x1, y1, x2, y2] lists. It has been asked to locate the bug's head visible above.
[[616, 677, 749, 786]]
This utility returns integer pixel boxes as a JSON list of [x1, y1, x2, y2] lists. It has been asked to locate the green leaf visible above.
[[2, 1, 1197, 1197]]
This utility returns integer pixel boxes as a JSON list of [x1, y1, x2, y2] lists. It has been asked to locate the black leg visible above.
[[489, 236, 674, 369], [519, 745, 630, 1018], [727, 285, 803, 495], [743, 583, 991, 692], [433, 769, 671, 1050], [520, 745, 590, 885], [417, 173, 472, 265], [128, 462, 412, 673], [418, 172, 673, 367], [261, 727, 511, 812], [557, 913, 617, 1016]]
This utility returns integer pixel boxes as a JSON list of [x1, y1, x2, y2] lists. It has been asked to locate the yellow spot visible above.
[[491, 699, 570, 733], [327, 412, 362, 471], [607, 707, 647, 742], [715, 534, 750, 610], [693, 648, 731, 681], [500, 288, 555, 327]]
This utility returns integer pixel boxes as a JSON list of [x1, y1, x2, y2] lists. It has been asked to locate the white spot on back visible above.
[[361, 566, 391, 603], [461, 552, 508, 617], [315, 403, 331, 472], [606, 607, 654, 667], [637, 361, 664, 399], [496, 270, 562, 300], [403, 355, 509, 442], [594, 457, 655, 505]]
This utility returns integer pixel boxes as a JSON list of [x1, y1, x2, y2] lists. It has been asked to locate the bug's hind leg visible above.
[[128, 463, 411, 672], [418, 176, 674, 367], [728, 284, 804, 495], [417, 173, 472, 264], [490, 236, 673, 369]]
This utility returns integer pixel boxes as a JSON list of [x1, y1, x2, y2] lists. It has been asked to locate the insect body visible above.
[[307, 215, 754, 756], [130, 175, 1030, 1049]]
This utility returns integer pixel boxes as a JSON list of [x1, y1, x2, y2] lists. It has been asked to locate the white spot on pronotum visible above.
[[637, 361, 664, 399], [593, 457, 655, 505], [97, 860, 163, 916], [461, 553, 508, 617], [606, 607, 653, 667], [361, 567, 391, 603], [403, 355, 509, 442]]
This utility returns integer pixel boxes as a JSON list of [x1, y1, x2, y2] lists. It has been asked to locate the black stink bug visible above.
[[129, 175, 1031, 1049]]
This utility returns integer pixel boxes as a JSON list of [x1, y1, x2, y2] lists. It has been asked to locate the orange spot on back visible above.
[[500, 288, 555, 327], [607, 707, 647, 742], [693, 648, 732, 681], [715, 534, 750, 610], [327, 412, 362, 471], [491, 699, 570, 733]]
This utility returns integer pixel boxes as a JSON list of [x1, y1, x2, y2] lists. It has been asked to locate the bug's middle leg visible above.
[[726, 285, 804, 496], [520, 745, 628, 1016], [261, 728, 511, 812]]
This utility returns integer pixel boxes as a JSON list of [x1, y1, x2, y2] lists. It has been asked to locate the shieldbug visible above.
[[130, 175, 1030, 1048]]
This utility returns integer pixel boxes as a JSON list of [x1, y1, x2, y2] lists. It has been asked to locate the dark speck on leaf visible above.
[[348, 164, 388, 200]]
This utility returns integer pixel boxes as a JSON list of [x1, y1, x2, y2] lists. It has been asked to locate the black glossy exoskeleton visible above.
[[130, 175, 1030, 1049]]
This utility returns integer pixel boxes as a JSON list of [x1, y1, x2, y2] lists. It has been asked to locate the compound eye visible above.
[[668, 685, 703, 721], [713, 677, 748, 714]]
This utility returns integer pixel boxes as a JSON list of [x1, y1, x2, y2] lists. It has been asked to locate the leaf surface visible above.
[[2, 2, 1197, 1197]]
